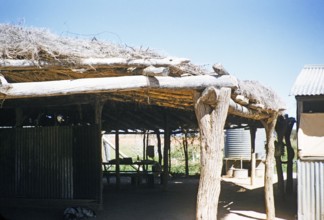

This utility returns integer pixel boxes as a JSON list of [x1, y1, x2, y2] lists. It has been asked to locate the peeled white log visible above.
[[0, 74, 8, 85], [81, 57, 190, 67], [199, 86, 269, 120], [0, 59, 47, 67], [229, 99, 269, 120], [249, 103, 265, 110], [0, 75, 238, 99], [143, 66, 169, 76], [0, 57, 190, 68], [234, 94, 249, 105], [212, 63, 230, 75]]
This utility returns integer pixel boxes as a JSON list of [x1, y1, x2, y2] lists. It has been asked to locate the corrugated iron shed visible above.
[[291, 65, 324, 96]]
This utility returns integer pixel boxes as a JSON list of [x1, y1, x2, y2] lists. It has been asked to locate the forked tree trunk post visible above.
[[261, 113, 279, 220], [194, 87, 231, 220]]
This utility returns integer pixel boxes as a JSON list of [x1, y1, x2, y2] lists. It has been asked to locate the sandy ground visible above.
[[0, 175, 297, 220]]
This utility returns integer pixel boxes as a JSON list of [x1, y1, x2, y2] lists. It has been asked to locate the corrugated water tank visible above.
[[225, 128, 251, 159], [225, 128, 266, 159]]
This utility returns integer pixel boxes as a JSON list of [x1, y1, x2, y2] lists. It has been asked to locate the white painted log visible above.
[[0, 75, 238, 99]]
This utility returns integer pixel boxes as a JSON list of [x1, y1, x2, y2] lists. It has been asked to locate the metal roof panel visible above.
[[291, 65, 324, 96]]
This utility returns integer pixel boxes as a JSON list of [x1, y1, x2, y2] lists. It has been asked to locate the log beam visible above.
[[195, 87, 231, 220], [229, 99, 269, 120], [0, 75, 238, 99]]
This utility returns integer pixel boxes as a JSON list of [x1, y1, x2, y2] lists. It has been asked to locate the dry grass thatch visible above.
[[0, 24, 285, 114], [238, 80, 286, 112], [0, 24, 206, 76], [0, 24, 162, 63]]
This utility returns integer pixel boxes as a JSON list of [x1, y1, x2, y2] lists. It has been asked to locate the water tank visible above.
[[255, 128, 266, 159], [225, 128, 251, 159], [225, 128, 266, 159]]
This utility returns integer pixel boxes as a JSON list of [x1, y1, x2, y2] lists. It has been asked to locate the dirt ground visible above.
[[0, 175, 297, 220]]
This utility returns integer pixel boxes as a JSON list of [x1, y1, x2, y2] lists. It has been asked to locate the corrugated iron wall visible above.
[[0, 125, 101, 201], [0, 128, 15, 197], [15, 126, 74, 199], [73, 125, 101, 200], [298, 160, 324, 220]]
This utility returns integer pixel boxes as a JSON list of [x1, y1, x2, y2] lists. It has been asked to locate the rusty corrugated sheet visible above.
[[291, 65, 324, 96], [15, 126, 74, 199], [298, 160, 324, 220], [0, 128, 15, 197], [73, 125, 101, 200], [0, 125, 101, 201]]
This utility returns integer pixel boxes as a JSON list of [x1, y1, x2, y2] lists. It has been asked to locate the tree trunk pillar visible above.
[[262, 113, 279, 220], [194, 87, 231, 220]]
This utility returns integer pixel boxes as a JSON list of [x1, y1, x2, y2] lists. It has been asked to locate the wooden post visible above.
[[115, 130, 121, 189], [275, 115, 286, 198], [143, 130, 146, 161], [250, 126, 257, 186], [194, 87, 231, 220], [183, 129, 189, 177], [94, 99, 104, 205], [146, 131, 149, 161], [285, 116, 295, 195], [261, 113, 278, 220], [155, 129, 162, 166], [163, 114, 170, 190], [168, 138, 172, 174]]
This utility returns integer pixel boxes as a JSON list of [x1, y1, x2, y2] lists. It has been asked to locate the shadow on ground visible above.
[[0, 176, 297, 220], [218, 179, 297, 220]]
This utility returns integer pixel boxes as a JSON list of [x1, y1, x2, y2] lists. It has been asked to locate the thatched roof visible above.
[[0, 24, 285, 130], [0, 24, 205, 81]]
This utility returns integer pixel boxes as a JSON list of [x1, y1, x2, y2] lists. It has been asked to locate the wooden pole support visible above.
[[250, 126, 257, 186], [195, 86, 231, 220], [261, 113, 279, 220]]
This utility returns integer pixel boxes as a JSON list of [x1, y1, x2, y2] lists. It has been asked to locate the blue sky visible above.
[[1, 0, 324, 117]]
